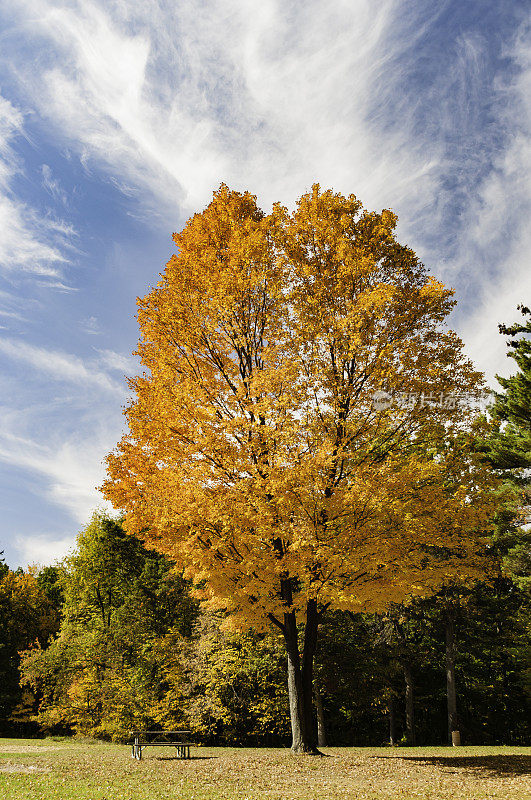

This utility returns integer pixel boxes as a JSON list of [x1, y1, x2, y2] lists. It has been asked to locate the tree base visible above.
[[290, 744, 325, 755]]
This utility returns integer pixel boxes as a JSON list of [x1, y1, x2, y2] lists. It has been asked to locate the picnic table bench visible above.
[[129, 730, 192, 760]]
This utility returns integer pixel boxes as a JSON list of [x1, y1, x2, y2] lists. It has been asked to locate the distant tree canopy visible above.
[[12, 510, 531, 746], [0, 565, 59, 733], [20, 512, 198, 740]]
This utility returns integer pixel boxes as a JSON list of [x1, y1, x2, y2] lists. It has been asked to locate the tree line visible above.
[[0, 496, 528, 745]]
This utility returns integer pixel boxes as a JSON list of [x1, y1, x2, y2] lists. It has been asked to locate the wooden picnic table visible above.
[[129, 730, 192, 760]]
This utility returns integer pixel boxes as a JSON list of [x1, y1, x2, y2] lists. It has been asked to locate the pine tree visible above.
[[483, 305, 531, 473]]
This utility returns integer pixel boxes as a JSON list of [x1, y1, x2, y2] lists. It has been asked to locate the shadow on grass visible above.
[[374, 754, 531, 777], [150, 755, 217, 761]]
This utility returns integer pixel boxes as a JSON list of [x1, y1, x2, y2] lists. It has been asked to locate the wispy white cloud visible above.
[[15, 533, 77, 567], [0, 309, 25, 321], [80, 315, 101, 335], [0, 337, 125, 394], [0, 335, 134, 551], [0, 336, 132, 520], [41, 163, 68, 205], [0, 427, 115, 525], [0, 0, 439, 214], [451, 25, 531, 384], [0, 288, 40, 329], [95, 347, 139, 375], [0, 93, 74, 277], [1, 3, 527, 387], [0, 196, 65, 276], [35, 280, 78, 292]]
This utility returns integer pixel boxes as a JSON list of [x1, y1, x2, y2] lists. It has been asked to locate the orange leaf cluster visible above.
[[102, 185, 497, 629]]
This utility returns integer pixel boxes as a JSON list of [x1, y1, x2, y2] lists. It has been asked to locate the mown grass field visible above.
[[0, 738, 529, 800]]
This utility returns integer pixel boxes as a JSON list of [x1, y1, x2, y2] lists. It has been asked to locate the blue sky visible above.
[[0, 0, 529, 569]]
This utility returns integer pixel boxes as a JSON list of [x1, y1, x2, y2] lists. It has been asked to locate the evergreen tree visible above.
[[478, 304, 530, 701], [483, 304, 531, 474]]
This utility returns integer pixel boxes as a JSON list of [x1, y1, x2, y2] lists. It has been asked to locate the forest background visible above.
[[0, 301, 529, 748]]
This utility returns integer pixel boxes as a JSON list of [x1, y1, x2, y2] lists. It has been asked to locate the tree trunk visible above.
[[301, 599, 319, 743], [315, 686, 327, 747], [389, 696, 397, 746], [445, 613, 459, 744], [280, 596, 321, 753], [283, 609, 307, 751], [403, 664, 415, 745]]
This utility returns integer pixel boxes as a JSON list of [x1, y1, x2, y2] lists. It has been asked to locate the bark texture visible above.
[[273, 583, 321, 753], [404, 663, 416, 745], [315, 686, 327, 748], [445, 613, 459, 744], [389, 696, 397, 746]]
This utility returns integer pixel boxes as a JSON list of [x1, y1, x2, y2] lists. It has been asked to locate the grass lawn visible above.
[[0, 738, 529, 800]]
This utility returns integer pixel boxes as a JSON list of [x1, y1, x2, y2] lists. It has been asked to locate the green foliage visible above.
[[0, 551, 8, 579], [485, 305, 531, 473], [19, 512, 198, 740], [387, 584, 530, 745], [36, 566, 64, 614], [314, 612, 391, 745], [7, 509, 529, 747], [176, 612, 290, 745], [472, 304, 531, 708], [479, 307, 531, 557], [0, 566, 59, 733], [454, 579, 530, 743]]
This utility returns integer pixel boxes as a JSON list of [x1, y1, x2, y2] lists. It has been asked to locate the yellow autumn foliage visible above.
[[102, 184, 497, 631]]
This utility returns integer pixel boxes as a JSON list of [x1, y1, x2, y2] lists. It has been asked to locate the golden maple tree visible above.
[[102, 185, 497, 752]]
